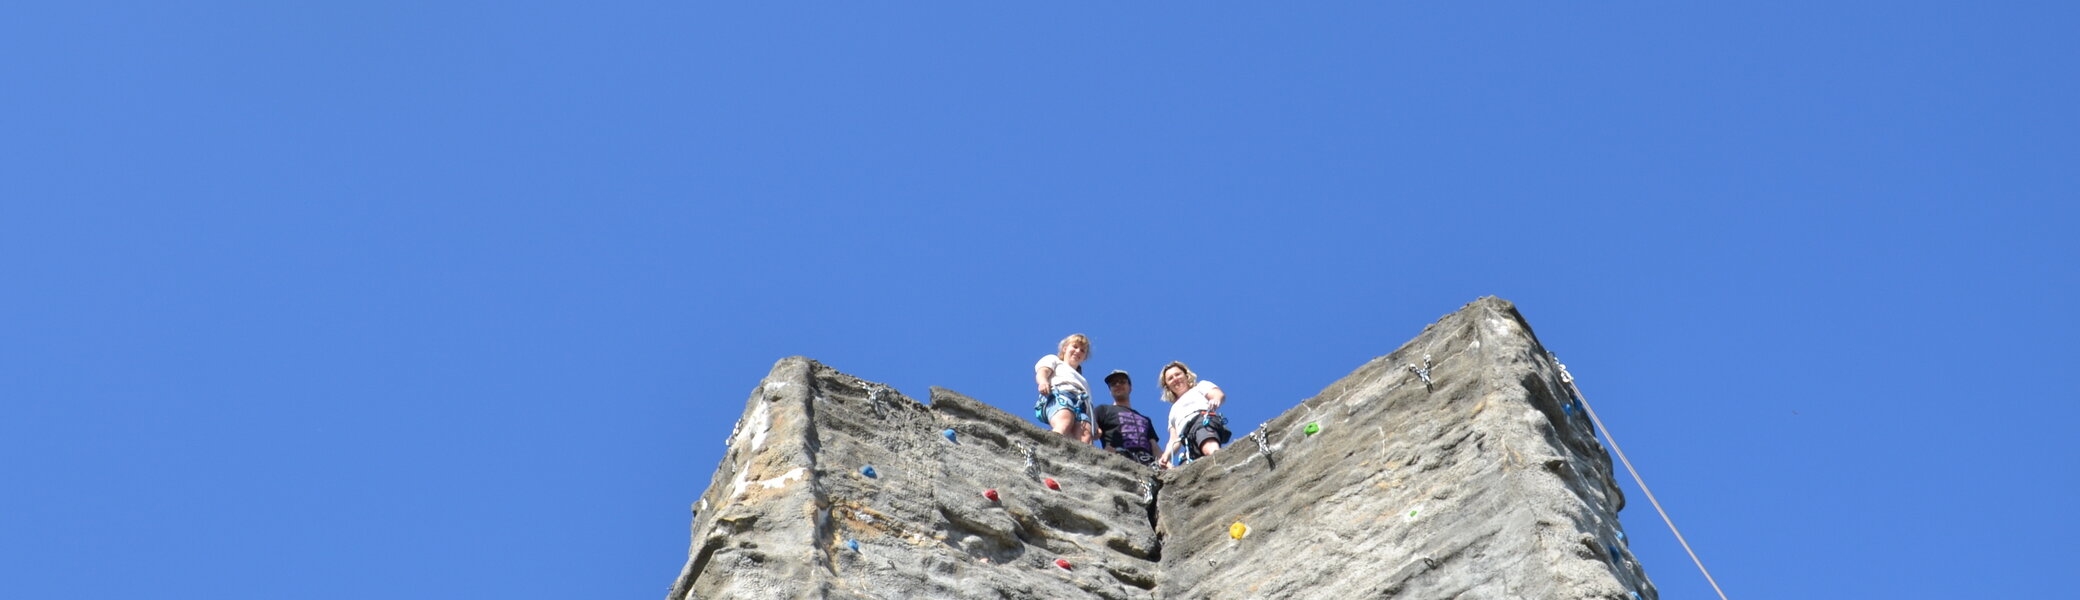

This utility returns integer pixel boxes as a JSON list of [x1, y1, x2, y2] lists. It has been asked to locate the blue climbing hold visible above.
[[1607, 544, 1621, 558], [943, 428, 958, 443], [1563, 402, 1578, 415], [847, 539, 859, 552], [861, 466, 877, 478], [1629, 593, 1641, 600], [1615, 530, 1626, 541]]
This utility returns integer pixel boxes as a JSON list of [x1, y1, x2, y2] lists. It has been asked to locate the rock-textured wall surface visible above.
[[666, 297, 1656, 599], [1156, 298, 1654, 599], [664, 356, 1163, 600]]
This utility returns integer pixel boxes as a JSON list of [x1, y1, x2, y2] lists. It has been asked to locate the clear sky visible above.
[[5, 3, 2075, 599]]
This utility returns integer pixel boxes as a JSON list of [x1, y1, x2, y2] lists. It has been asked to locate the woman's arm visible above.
[[1035, 356, 1055, 394], [1158, 423, 1182, 468], [1203, 383, 1225, 411]]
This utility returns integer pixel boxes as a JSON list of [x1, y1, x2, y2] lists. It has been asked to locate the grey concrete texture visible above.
[[666, 356, 1162, 600], [666, 297, 1655, 599], [1155, 297, 1653, 599]]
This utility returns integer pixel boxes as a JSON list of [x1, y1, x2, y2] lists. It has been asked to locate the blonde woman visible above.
[[1033, 334, 1100, 444], [1156, 361, 1229, 467]]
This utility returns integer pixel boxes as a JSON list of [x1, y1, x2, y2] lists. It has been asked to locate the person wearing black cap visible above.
[[1096, 369, 1161, 467]]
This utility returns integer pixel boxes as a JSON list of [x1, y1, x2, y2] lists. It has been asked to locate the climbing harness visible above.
[[1034, 387, 1094, 424], [1179, 411, 1232, 460], [1557, 355, 1732, 600]]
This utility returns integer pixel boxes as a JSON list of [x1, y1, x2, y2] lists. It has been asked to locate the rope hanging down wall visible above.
[[1555, 358, 1733, 600]]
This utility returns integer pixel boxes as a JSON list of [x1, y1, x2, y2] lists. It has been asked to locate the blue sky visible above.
[[4, 3, 2075, 599]]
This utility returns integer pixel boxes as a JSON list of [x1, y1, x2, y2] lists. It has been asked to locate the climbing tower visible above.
[[664, 297, 1655, 600]]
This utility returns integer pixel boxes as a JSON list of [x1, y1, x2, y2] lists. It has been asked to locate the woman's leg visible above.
[[1049, 407, 1076, 436]]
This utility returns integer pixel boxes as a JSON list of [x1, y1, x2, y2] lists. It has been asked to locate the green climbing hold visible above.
[[1304, 422, 1320, 435]]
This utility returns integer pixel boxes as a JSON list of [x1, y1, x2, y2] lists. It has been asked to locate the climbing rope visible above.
[[1559, 359, 1732, 600]]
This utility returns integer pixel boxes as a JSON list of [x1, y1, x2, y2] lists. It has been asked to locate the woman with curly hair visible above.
[[1156, 360, 1229, 467]]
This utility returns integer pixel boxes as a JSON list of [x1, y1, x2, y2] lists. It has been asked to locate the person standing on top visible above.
[[1157, 360, 1230, 468], [1095, 370, 1161, 467], [1034, 334, 1099, 444]]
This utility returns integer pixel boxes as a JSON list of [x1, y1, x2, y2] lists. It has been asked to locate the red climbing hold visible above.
[[1055, 558, 1072, 570], [1043, 478, 1060, 491], [984, 489, 1000, 502]]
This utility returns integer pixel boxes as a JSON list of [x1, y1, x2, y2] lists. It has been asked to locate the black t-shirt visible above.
[[1095, 404, 1158, 453]]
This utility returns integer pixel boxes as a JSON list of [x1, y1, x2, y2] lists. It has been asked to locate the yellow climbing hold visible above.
[[1229, 521, 1248, 539]]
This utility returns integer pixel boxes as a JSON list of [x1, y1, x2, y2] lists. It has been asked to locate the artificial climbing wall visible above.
[[1156, 297, 1654, 599], [665, 357, 1164, 600], [666, 297, 1655, 600]]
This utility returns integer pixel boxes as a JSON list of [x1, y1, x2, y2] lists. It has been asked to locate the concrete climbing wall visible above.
[[664, 357, 1163, 600], [665, 297, 1656, 600], [1156, 297, 1654, 599]]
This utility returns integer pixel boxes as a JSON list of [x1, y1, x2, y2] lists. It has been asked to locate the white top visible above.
[[1166, 380, 1220, 438], [1034, 354, 1089, 393]]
